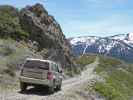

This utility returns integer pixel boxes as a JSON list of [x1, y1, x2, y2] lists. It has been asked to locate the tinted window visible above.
[[51, 63, 58, 72], [55, 64, 59, 72], [24, 60, 49, 70], [51, 63, 55, 71]]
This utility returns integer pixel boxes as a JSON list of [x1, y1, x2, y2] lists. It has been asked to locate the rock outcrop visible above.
[[19, 3, 74, 68]]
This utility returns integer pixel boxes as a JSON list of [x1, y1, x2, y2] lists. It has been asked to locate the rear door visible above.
[[22, 60, 49, 79]]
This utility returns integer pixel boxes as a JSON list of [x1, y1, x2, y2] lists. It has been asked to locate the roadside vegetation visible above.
[[65, 53, 97, 76], [74, 53, 97, 66], [0, 6, 29, 40], [0, 7, 38, 90], [0, 4, 73, 91], [94, 56, 133, 100], [0, 39, 42, 91]]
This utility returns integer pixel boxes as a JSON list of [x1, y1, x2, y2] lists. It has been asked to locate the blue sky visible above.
[[0, 0, 133, 38]]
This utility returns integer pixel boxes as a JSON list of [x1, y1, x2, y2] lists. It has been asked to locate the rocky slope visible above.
[[0, 3, 75, 88], [70, 33, 133, 63], [0, 4, 74, 69], [19, 3, 73, 68]]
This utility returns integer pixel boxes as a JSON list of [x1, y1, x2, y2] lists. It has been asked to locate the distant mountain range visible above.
[[69, 33, 133, 63]]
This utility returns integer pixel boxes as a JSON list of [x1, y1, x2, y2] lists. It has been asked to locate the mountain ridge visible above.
[[69, 33, 133, 63]]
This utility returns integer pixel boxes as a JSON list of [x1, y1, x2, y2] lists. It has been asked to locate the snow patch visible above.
[[70, 36, 99, 46], [110, 34, 126, 40], [126, 33, 133, 41]]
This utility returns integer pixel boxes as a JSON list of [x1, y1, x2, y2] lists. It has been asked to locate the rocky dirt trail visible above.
[[0, 57, 100, 100]]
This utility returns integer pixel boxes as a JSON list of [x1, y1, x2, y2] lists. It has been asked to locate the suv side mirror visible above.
[[59, 70, 62, 73]]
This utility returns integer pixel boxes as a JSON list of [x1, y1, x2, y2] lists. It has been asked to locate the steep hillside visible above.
[[19, 3, 74, 69], [0, 5, 29, 40], [0, 4, 74, 69], [0, 4, 75, 88], [0, 39, 42, 89], [76, 55, 133, 100], [93, 56, 133, 100], [70, 33, 133, 63]]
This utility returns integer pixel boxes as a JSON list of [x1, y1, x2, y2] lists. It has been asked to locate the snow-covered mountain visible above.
[[69, 33, 133, 63]]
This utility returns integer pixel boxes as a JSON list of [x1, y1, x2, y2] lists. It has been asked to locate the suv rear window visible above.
[[24, 60, 49, 70]]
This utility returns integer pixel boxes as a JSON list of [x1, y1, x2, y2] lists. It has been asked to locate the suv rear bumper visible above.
[[19, 76, 53, 87]]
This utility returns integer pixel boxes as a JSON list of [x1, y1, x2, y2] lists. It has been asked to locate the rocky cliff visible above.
[[0, 3, 74, 69], [19, 3, 74, 68]]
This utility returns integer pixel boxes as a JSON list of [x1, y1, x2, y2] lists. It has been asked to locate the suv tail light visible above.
[[47, 71, 53, 80]]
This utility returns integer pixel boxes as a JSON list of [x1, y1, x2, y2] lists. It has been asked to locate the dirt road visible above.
[[0, 57, 100, 100]]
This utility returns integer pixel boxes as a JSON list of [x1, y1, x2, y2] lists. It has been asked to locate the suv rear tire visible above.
[[56, 83, 62, 91], [20, 82, 27, 92], [48, 86, 54, 94], [48, 80, 55, 94]]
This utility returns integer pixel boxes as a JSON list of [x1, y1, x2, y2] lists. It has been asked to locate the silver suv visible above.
[[19, 58, 63, 93]]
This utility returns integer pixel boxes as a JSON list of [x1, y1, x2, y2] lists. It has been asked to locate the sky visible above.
[[0, 0, 133, 38]]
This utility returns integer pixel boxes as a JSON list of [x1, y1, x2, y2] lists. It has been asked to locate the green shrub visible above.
[[0, 39, 40, 74], [74, 54, 96, 66], [0, 39, 43, 90], [95, 56, 122, 73], [0, 6, 29, 40], [3, 68, 15, 77], [66, 54, 96, 76], [94, 82, 126, 100], [94, 56, 133, 100]]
